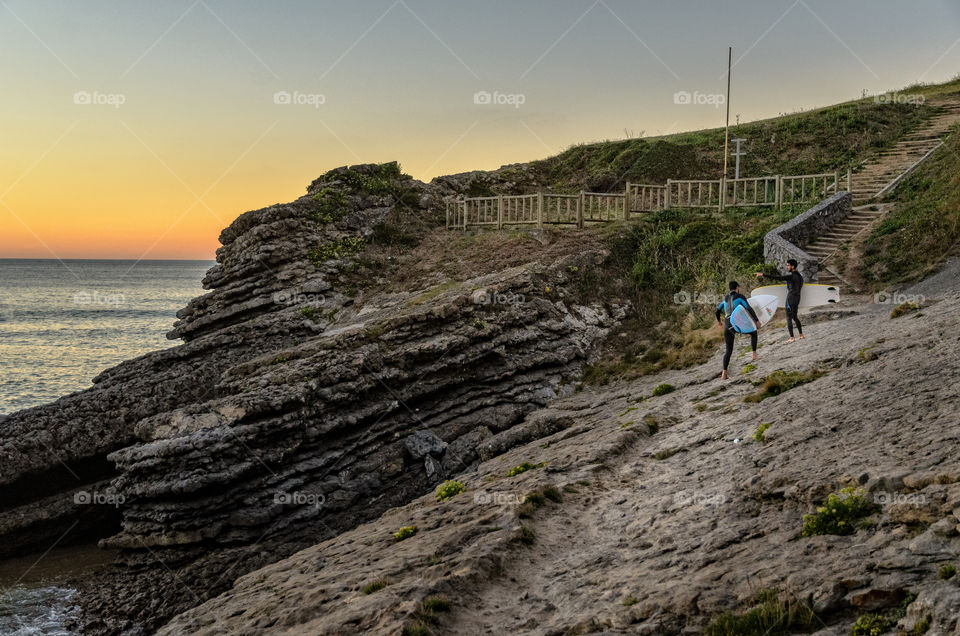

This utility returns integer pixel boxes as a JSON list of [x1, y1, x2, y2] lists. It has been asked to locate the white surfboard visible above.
[[752, 284, 839, 309], [728, 295, 778, 333], [748, 295, 779, 327]]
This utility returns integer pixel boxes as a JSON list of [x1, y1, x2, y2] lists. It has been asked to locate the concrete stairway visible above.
[[849, 98, 960, 203], [805, 204, 891, 286]]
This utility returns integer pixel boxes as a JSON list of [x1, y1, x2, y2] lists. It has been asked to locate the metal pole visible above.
[[722, 46, 732, 179]]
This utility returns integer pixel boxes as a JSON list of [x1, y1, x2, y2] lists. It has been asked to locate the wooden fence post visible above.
[[497, 195, 503, 229], [462, 200, 467, 231], [537, 192, 543, 228], [624, 181, 632, 220], [776, 177, 783, 209], [719, 177, 725, 212], [577, 191, 584, 228], [664, 179, 672, 209], [846, 169, 851, 193], [833, 171, 838, 196]]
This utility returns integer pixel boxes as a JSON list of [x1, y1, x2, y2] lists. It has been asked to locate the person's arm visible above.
[[756, 271, 789, 282], [716, 302, 724, 325]]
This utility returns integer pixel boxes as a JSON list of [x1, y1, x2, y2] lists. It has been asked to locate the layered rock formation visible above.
[[0, 163, 626, 634], [157, 272, 960, 635]]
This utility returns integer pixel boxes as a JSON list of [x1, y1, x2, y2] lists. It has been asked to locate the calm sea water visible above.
[[0, 259, 212, 633], [0, 259, 213, 415]]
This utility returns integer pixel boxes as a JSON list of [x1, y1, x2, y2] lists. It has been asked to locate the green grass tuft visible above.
[[506, 462, 546, 477], [939, 563, 956, 580], [890, 301, 919, 318], [850, 613, 891, 636], [362, 579, 389, 594], [752, 422, 771, 442], [744, 368, 825, 403], [705, 589, 818, 636]]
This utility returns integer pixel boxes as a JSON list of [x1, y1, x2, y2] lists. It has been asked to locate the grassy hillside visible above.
[[864, 128, 960, 285], [456, 77, 960, 196]]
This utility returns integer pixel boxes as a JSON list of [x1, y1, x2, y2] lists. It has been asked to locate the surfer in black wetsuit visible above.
[[755, 259, 804, 342], [716, 281, 761, 380]]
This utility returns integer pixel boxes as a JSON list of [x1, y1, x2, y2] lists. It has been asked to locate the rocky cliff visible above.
[[0, 163, 626, 634], [156, 267, 960, 636]]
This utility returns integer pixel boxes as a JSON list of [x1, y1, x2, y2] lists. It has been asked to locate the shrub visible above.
[[939, 563, 956, 580], [742, 363, 757, 374], [393, 525, 418, 541], [310, 188, 348, 224], [653, 383, 675, 397], [851, 613, 891, 636], [422, 596, 451, 613], [309, 237, 365, 266], [891, 301, 919, 318], [801, 487, 879, 537], [434, 480, 465, 502]]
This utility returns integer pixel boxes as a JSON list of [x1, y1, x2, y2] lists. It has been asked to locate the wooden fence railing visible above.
[[446, 170, 848, 229]]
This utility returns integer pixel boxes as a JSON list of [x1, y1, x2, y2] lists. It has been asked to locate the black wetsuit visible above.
[[762, 270, 804, 338], [716, 292, 761, 371]]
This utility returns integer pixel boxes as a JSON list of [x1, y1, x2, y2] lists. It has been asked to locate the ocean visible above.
[[0, 259, 212, 634], [0, 259, 213, 415]]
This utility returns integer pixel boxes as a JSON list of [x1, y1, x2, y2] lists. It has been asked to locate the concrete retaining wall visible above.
[[763, 192, 852, 281]]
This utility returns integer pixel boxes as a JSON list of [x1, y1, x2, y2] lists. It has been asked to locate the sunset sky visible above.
[[1, 0, 959, 260]]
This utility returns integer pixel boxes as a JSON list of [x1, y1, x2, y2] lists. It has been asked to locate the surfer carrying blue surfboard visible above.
[[755, 259, 804, 343], [716, 281, 761, 380]]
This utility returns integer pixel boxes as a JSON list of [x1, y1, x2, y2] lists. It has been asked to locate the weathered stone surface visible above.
[[156, 278, 960, 635]]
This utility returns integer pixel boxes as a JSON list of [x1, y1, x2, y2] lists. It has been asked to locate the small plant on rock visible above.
[[801, 487, 879, 537], [851, 613, 891, 636], [890, 301, 919, 319], [434, 480, 465, 502], [393, 525, 418, 541], [752, 422, 771, 442], [939, 563, 956, 580], [362, 579, 390, 594], [652, 383, 675, 397], [506, 462, 545, 477]]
